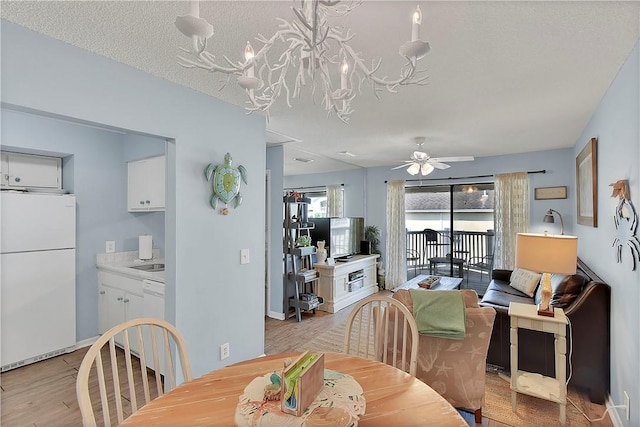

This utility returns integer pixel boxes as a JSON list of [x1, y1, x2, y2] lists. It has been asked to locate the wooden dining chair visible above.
[[76, 317, 192, 427], [343, 295, 419, 376]]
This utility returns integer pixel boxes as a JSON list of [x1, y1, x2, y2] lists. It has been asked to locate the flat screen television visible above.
[[311, 217, 364, 260]]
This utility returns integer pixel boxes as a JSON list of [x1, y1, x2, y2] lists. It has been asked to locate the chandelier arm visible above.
[[292, 7, 313, 32], [335, 40, 418, 87]]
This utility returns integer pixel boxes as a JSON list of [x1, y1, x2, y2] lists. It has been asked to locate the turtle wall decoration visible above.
[[204, 152, 247, 215]]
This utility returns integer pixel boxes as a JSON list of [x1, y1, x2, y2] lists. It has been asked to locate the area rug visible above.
[[296, 319, 594, 427], [483, 370, 590, 426]]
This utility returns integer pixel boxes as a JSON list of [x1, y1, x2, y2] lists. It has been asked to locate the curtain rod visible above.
[[385, 170, 546, 184], [284, 183, 344, 191]]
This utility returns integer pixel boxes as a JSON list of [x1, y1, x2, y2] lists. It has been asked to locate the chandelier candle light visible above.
[[175, 1, 431, 123], [515, 233, 578, 317]]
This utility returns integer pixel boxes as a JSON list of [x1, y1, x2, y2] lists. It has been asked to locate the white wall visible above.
[[571, 41, 639, 426], [1, 21, 266, 377]]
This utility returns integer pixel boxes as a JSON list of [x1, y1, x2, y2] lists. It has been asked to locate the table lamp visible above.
[[515, 233, 578, 317]]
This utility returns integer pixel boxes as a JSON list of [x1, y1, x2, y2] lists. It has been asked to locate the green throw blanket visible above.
[[409, 290, 466, 340]]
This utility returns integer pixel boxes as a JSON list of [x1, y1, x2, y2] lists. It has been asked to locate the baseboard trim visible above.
[[0, 336, 98, 372], [267, 310, 285, 320], [75, 336, 99, 350], [607, 394, 623, 427]]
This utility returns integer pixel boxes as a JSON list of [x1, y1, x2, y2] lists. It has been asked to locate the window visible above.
[[306, 191, 328, 217]]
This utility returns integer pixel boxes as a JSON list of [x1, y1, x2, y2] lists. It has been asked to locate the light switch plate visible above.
[[106, 241, 116, 253], [240, 248, 250, 264]]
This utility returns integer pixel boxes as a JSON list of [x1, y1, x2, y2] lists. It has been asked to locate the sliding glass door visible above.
[[405, 183, 495, 294]]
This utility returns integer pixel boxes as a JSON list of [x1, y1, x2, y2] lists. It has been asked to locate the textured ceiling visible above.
[[2, 1, 639, 176]]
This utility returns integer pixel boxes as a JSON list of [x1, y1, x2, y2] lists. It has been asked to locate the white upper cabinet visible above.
[[127, 155, 165, 212], [1, 152, 61, 189]]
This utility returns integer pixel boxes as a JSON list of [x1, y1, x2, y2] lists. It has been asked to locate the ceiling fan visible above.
[[391, 137, 474, 176]]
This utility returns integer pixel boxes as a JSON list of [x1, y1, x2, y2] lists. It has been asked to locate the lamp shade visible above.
[[515, 233, 578, 275]]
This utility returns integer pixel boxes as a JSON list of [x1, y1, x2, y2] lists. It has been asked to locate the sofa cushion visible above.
[[509, 268, 541, 297], [550, 274, 587, 308], [480, 280, 533, 309]]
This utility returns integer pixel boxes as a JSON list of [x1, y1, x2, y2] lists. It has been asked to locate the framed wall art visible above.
[[534, 186, 567, 200], [576, 137, 598, 227]]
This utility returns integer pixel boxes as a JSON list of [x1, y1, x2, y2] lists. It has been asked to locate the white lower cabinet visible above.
[[97, 270, 145, 355]]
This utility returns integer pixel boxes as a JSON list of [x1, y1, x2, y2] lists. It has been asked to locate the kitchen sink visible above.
[[130, 263, 165, 272]]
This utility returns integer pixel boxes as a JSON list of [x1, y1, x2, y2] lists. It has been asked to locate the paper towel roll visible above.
[[139, 235, 153, 260]]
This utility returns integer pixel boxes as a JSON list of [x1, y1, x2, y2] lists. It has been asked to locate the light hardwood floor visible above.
[[2, 303, 613, 427]]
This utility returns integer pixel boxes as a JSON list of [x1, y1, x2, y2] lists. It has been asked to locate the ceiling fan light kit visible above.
[[175, 1, 430, 123]]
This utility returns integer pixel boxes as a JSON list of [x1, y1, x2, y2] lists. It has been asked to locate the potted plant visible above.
[[364, 225, 384, 289], [364, 225, 381, 254]]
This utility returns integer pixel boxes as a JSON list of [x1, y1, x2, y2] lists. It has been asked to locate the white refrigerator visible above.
[[1, 192, 76, 370]]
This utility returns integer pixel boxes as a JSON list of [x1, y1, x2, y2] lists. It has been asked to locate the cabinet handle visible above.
[[14, 176, 21, 183], [145, 200, 150, 204], [117, 297, 123, 301], [139, 200, 145, 205], [99, 290, 105, 295], [124, 298, 130, 303]]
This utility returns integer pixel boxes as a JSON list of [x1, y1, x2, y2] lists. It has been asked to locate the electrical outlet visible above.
[[220, 342, 230, 360], [105, 241, 115, 253], [624, 391, 630, 420]]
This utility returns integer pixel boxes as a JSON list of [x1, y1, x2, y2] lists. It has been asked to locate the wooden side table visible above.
[[508, 302, 568, 425]]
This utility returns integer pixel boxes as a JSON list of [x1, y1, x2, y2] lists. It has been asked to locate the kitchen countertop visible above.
[[96, 250, 165, 283]]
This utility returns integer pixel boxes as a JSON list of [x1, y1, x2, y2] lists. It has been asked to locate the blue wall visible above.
[[284, 168, 367, 218], [266, 145, 285, 317], [572, 41, 639, 426], [285, 148, 575, 266], [1, 109, 165, 340], [2, 20, 266, 378]]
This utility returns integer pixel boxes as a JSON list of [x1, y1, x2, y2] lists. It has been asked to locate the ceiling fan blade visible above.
[[391, 163, 411, 170], [430, 156, 474, 162], [430, 161, 451, 170]]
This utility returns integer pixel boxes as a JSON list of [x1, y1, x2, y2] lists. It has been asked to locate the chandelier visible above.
[[175, 1, 430, 123]]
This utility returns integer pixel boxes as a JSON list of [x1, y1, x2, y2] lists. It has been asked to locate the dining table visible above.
[[119, 351, 467, 426]]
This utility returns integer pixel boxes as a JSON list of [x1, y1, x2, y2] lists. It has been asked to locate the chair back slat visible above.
[[122, 329, 138, 413], [344, 295, 418, 376], [107, 339, 124, 424], [76, 317, 192, 427], [135, 324, 152, 405], [149, 326, 164, 396]]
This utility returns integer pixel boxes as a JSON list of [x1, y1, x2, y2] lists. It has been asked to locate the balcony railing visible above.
[[406, 229, 495, 270]]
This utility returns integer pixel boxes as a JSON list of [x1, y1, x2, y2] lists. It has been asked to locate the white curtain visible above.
[[326, 184, 343, 217], [385, 180, 406, 289], [494, 172, 529, 269]]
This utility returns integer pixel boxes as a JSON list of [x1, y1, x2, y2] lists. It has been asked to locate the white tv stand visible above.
[[314, 254, 379, 313]]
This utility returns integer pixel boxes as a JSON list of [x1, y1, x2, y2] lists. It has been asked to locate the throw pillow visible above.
[[551, 274, 587, 308], [509, 268, 542, 297]]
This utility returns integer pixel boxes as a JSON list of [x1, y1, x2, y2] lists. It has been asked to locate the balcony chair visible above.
[[465, 253, 495, 285], [406, 249, 421, 278], [76, 317, 192, 427]]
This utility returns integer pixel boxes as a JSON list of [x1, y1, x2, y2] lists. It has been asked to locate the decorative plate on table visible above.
[[418, 276, 440, 289]]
